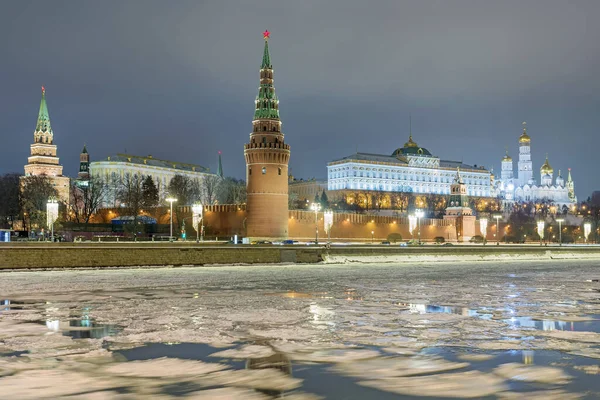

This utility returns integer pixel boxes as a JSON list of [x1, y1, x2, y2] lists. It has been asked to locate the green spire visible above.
[[82, 144, 88, 154], [36, 86, 52, 132], [217, 151, 223, 178], [261, 30, 272, 69], [254, 31, 280, 120]]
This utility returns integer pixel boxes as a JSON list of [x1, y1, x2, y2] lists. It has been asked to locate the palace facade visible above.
[[495, 122, 576, 207], [327, 134, 492, 198], [90, 154, 214, 206]]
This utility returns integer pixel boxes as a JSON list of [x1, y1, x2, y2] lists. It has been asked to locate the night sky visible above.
[[1, 1, 599, 199]]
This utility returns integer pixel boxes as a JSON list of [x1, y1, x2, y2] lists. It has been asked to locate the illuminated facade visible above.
[[23, 87, 70, 202], [90, 154, 213, 206], [496, 122, 576, 206], [328, 134, 492, 197]]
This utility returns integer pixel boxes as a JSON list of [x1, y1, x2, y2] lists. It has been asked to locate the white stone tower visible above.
[[517, 121, 533, 186]]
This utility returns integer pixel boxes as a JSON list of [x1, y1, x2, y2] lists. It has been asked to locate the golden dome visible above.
[[519, 121, 530, 144], [404, 134, 418, 148], [502, 150, 512, 162], [540, 155, 553, 174]]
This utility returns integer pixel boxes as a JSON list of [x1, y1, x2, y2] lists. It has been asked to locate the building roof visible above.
[[329, 152, 489, 173], [391, 135, 432, 156], [94, 154, 210, 173], [540, 155, 553, 174], [519, 121, 531, 144]]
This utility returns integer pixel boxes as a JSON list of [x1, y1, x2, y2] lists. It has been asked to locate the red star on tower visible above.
[[263, 30, 270, 40]]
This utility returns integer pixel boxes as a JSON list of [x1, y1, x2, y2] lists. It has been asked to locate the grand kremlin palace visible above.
[[327, 134, 492, 198]]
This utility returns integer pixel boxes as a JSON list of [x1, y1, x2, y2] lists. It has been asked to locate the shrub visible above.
[[387, 233, 403, 243]]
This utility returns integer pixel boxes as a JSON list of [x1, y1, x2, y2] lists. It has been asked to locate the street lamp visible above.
[[493, 214, 502, 245], [310, 202, 321, 244], [584, 222, 591, 244], [371, 230, 374, 243], [480, 218, 488, 245], [166, 197, 177, 242], [415, 209, 424, 244], [556, 218, 564, 246], [537, 220, 545, 246], [192, 203, 203, 243], [323, 210, 333, 243], [46, 198, 59, 242], [408, 215, 417, 241]]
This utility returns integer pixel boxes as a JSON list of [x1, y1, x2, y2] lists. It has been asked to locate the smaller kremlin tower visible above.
[[23, 86, 70, 202], [244, 30, 291, 239], [76, 145, 90, 188], [444, 168, 476, 242]]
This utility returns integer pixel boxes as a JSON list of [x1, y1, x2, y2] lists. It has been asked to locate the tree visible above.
[[21, 175, 60, 230], [117, 173, 144, 229], [0, 173, 21, 229], [320, 191, 329, 208], [142, 176, 159, 208], [217, 177, 246, 204], [168, 175, 203, 231], [70, 176, 108, 224], [202, 175, 220, 205]]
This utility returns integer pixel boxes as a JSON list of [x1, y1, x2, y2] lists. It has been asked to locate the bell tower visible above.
[[244, 30, 291, 239]]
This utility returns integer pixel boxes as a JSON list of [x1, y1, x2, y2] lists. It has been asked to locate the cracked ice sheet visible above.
[[1, 260, 600, 397]]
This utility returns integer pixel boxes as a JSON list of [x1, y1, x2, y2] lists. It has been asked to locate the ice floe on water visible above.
[[1, 260, 600, 398]]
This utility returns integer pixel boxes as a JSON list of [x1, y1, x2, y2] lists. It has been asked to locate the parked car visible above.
[[251, 240, 272, 245], [282, 240, 294, 245], [381, 241, 391, 245]]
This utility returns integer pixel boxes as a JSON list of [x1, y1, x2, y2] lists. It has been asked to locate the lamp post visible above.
[[493, 214, 502, 245], [415, 209, 424, 244], [371, 230, 374, 243], [584, 222, 591, 244], [46, 198, 58, 242], [408, 215, 417, 241], [166, 197, 177, 242], [480, 218, 488, 245], [192, 203, 203, 243], [323, 210, 333, 243], [310, 202, 321, 244], [537, 220, 545, 246], [556, 218, 564, 246]]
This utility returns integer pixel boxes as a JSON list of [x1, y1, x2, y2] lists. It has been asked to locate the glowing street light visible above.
[[192, 203, 203, 243], [46, 198, 59, 242], [310, 202, 321, 244], [371, 230, 374, 243], [323, 210, 333, 243], [408, 215, 417, 240], [415, 209, 424, 244], [480, 218, 488, 245], [493, 214, 502, 245], [584, 222, 591, 244], [556, 218, 564, 246], [166, 197, 177, 242], [537, 220, 545, 246]]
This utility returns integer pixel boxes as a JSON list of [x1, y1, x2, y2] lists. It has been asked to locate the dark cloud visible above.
[[1, 0, 599, 197]]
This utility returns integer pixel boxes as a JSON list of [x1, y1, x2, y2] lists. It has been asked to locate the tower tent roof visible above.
[[36, 86, 52, 133], [82, 144, 88, 154], [261, 31, 272, 69]]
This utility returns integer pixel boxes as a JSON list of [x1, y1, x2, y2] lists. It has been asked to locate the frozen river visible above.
[[1, 260, 600, 399]]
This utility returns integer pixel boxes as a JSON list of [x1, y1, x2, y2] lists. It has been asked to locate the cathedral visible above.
[[495, 122, 576, 207]]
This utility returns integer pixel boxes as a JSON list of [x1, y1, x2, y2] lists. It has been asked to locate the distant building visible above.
[[495, 122, 576, 206], [327, 133, 492, 197], [288, 178, 328, 202], [22, 87, 70, 202], [76, 145, 90, 188], [90, 153, 214, 206]]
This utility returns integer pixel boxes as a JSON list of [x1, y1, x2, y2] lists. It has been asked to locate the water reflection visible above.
[[45, 318, 120, 339]]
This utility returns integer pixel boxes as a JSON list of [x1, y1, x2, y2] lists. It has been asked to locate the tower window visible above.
[[262, 167, 267, 174], [278, 167, 282, 175], [249, 167, 252, 175], [263, 126, 267, 131]]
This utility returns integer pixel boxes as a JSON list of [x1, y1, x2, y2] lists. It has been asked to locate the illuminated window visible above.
[[278, 167, 282, 175], [262, 167, 266, 174]]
